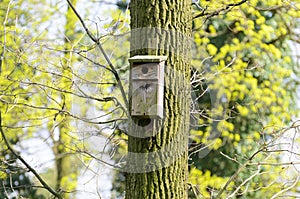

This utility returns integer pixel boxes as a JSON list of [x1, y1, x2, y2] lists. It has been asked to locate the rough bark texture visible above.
[[126, 0, 192, 198]]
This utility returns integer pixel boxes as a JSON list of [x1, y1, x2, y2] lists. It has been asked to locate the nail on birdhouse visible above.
[[129, 55, 167, 118]]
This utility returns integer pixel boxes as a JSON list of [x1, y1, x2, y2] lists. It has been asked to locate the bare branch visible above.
[[65, 0, 129, 112], [0, 112, 62, 199], [227, 166, 261, 198], [0, 0, 13, 73], [0, 98, 126, 125], [193, 0, 248, 20], [215, 147, 266, 198], [270, 175, 300, 199]]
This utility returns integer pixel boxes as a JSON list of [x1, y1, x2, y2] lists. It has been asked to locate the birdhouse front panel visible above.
[[131, 63, 159, 80], [129, 55, 167, 118], [131, 81, 162, 117]]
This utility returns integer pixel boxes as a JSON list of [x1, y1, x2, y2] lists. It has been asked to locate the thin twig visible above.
[[193, 0, 248, 20], [270, 175, 299, 199], [0, 112, 62, 199], [65, 0, 129, 113], [0, 0, 13, 73], [215, 147, 265, 198], [227, 166, 261, 198]]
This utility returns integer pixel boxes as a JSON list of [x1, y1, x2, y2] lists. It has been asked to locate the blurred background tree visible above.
[[189, 0, 300, 198]]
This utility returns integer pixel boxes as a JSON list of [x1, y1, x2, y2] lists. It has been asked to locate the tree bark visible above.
[[126, 0, 192, 198]]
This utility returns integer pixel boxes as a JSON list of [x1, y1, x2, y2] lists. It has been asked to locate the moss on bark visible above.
[[126, 0, 192, 198]]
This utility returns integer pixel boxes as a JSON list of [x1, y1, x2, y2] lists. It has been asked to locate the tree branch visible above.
[[215, 146, 265, 198], [270, 175, 299, 199], [193, 0, 248, 20], [0, 112, 62, 199], [65, 0, 129, 113]]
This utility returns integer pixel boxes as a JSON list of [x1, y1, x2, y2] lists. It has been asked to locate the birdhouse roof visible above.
[[129, 55, 168, 63]]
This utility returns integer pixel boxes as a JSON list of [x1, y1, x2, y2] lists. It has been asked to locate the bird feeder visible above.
[[129, 55, 167, 118]]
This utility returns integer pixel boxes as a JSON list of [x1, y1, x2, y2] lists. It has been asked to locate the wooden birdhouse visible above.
[[129, 55, 167, 118]]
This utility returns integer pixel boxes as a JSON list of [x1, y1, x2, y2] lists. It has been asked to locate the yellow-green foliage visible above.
[[0, 0, 82, 195], [0, 1, 45, 140], [190, 0, 299, 197], [189, 168, 231, 198]]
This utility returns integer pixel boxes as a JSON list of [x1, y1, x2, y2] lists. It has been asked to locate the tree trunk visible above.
[[126, 0, 192, 198], [54, 1, 78, 197]]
